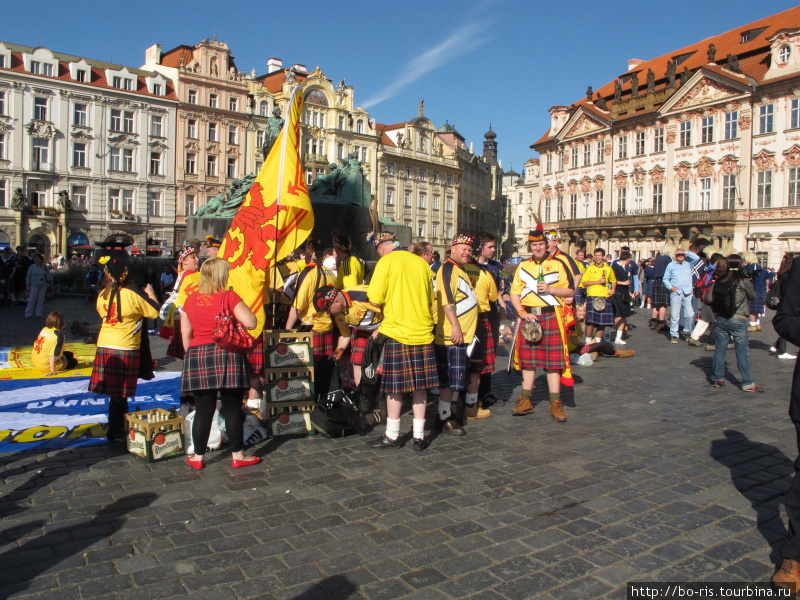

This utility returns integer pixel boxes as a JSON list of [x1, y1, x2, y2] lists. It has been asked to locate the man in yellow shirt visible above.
[[580, 248, 617, 344], [509, 226, 574, 422], [332, 232, 365, 289], [435, 234, 479, 435], [367, 231, 437, 451]]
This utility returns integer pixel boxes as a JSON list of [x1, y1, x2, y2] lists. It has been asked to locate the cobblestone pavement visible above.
[[1, 300, 799, 599]]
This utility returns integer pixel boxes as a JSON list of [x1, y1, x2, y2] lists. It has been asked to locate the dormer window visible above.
[[112, 76, 134, 91], [152, 84, 161, 96], [741, 27, 767, 44], [30, 60, 54, 77], [75, 69, 87, 82], [0, 43, 10, 69], [69, 60, 91, 83], [741, 31, 751, 43], [780, 45, 792, 64]]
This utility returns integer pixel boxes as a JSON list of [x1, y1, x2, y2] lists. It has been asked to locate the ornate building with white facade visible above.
[[0, 41, 178, 256], [504, 158, 539, 257], [532, 6, 800, 266]]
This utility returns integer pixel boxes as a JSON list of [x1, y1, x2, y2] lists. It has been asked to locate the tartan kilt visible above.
[[350, 330, 371, 366], [585, 297, 615, 326], [651, 278, 670, 307], [515, 312, 566, 371], [181, 343, 248, 392], [312, 329, 334, 364], [435, 343, 469, 391], [574, 287, 585, 305], [245, 339, 265, 376], [166, 318, 185, 359], [89, 348, 140, 398], [748, 294, 765, 315], [381, 337, 438, 393], [470, 313, 496, 375]]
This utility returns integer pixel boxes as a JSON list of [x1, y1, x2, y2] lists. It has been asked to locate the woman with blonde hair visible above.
[[180, 257, 260, 470]]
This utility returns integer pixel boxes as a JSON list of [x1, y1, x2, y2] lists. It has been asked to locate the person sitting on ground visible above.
[[32, 311, 79, 375], [567, 303, 635, 360]]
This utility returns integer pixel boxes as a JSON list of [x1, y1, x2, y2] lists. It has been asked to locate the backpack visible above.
[[309, 389, 365, 438], [711, 280, 737, 319], [766, 276, 785, 310], [694, 271, 714, 302]]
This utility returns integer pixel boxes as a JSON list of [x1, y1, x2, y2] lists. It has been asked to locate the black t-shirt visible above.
[[612, 263, 630, 295]]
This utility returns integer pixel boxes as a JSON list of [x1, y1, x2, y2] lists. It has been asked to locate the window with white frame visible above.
[[124, 111, 134, 132], [32, 138, 48, 168], [385, 189, 394, 206], [699, 177, 711, 210], [405, 167, 412, 178], [446, 174, 454, 186], [617, 187, 627, 213], [152, 84, 161, 96], [557, 149, 564, 171], [0, 132, 4, 159], [30, 60, 54, 77], [34, 97, 47, 121], [635, 131, 645, 156], [185, 194, 195, 216], [185, 153, 196, 174], [0, 179, 5, 207], [356, 120, 364, 134], [722, 174, 737, 209], [75, 68, 87, 82], [634, 185, 644, 212], [259, 101, 268, 116], [149, 152, 161, 175], [678, 179, 690, 211], [724, 110, 739, 139], [109, 148, 121, 171], [545, 153, 552, 174], [73, 103, 87, 126], [209, 93, 218, 108], [71, 185, 87, 211], [188, 89, 197, 104], [418, 193, 427, 209], [256, 130, 264, 149], [122, 148, 133, 172], [227, 157, 236, 179], [582, 192, 590, 218], [433, 172, 440, 184], [73, 142, 87, 167], [518, 192, 523, 204], [596, 140, 605, 163], [419, 169, 427, 181], [228, 125, 237, 145], [518, 215, 523, 228], [584, 143, 591, 166], [780, 44, 792, 63], [187, 119, 197, 138], [150, 115, 163, 137], [122, 189, 133, 213], [679, 121, 692, 147], [759, 104, 774, 134], [0, 91, 5, 116], [569, 193, 577, 219], [433, 195, 440, 210], [445, 197, 453, 212], [653, 127, 665, 153], [792, 99, 800, 130], [403, 192, 411, 207], [207, 155, 217, 176], [30, 182, 47, 206], [789, 168, 800, 206], [417, 222, 425, 237], [0, 54, 6, 69], [595, 190, 604, 216], [148, 191, 161, 217], [701, 116, 714, 144], [544, 196, 552, 222], [652, 182, 663, 213], [557, 195, 564, 219], [571, 146, 578, 167], [229, 97, 237, 112], [757, 170, 772, 207], [208, 122, 217, 142], [617, 135, 628, 159], [432, 224, 439, 238], [109, 189, 121, 212]]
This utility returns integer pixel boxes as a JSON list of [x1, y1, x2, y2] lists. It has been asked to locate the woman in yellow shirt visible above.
[[32, 311, 79, 375]]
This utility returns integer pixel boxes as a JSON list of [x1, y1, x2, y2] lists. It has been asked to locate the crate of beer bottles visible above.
[[125, 408, 185, 463]]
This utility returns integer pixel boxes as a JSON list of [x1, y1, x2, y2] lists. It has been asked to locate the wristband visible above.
[[517, 309, 527, 317]]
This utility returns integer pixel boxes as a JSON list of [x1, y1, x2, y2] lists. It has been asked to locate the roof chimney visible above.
[[293, 64, 306, 72], [627, 58, 644, 71], [145, 44, 162, 67], [267, 58, 282, 74]]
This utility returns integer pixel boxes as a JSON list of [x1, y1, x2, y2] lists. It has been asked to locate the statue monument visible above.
[[10, 188, 26, 210], [261, 106, 284, 159], [308, 157, 371, 207], [192, 174, 256, 218]]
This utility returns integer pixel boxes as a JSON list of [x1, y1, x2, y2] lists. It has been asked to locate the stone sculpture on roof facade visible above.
[[586, 86, 593, 102], [614, 79, 622, 102], [646, 69, 655, 93], [630, 73, 639, 98], [707, 43, 717, 63], [595, 93, 608, 111], [726, 53, 742, 73], [10, 188, 26, 210], [666, 60, 676, 87]]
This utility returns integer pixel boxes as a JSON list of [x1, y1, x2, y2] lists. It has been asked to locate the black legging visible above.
[[192, 388, 246, 456]]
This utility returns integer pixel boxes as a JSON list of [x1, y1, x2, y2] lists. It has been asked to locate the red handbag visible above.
[[211, 290, 255, 354]]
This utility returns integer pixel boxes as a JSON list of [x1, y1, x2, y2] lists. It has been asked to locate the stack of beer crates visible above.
[[261, 330, 315, 436]]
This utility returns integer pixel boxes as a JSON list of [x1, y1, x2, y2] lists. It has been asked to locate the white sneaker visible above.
[[615, 338, 627, 345], [770, 346, 777, 353], [778, 353, 797, 360]]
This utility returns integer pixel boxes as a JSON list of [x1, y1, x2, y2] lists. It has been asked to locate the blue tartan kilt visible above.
[[435, 343, 469, 390], [652, 278, 670, 307], [748, 295, 765, 315], [586, 298, 615, 326], [574, 287, 585, 305], [381, 338, 438, 393]]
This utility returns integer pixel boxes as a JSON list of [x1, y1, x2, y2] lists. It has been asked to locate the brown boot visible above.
[[549, 400, 567, 422], [613, 349, 635, 358], [465, 403, 492, 419], [511, 396, 534, 416], [772, 558, 800, 593]]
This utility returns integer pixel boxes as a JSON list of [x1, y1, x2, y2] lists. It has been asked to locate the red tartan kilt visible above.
[[515, 313, 566, 370], [166, 318, 185, 359], [245, 339, 265, 376], [89, 348, 141, 398], [470, 314, 496, 374], [312, 329, 334, 364], [481, 317, 496, 375], [350, 331, 371, 366]]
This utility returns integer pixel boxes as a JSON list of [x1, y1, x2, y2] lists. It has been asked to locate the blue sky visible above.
[[4, 0, 798, 171]]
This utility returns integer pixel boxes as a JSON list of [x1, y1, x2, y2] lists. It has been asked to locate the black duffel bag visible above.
[[310, 389, 367, 438]]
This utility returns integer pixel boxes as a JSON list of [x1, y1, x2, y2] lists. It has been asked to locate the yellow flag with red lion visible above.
[[219, 87, 313, 337]]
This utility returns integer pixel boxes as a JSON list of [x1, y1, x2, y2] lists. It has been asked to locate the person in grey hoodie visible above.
[[24, 254, 51, 318]]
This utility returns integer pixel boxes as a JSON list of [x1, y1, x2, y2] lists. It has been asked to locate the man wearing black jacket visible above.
[[771, 256, 800, 592]]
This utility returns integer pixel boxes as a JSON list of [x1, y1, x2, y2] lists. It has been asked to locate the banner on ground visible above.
[[0, 372, 181, 452]]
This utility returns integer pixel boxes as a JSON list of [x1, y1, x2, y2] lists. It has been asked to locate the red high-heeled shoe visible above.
[[231, 456, 262, 468], [186, 457, 205, 470]]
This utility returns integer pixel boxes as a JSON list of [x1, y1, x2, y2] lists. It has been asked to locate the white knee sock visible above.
[[385, 418, 401, 441], [412, 418, 426, 440], [438, 399, 452, 420], [465, 392, 478, 407]]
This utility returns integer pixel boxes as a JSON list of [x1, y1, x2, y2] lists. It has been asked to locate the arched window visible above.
[[356, 120, 364, 134], [259, 100, 268, 116]]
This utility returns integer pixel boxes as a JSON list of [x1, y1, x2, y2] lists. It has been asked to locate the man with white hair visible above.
[[662, 246, 701, 343]]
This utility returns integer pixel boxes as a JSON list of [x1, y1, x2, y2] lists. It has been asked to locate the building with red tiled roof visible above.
[[532, 6, 800, 265], [0, 41, 178, 256]]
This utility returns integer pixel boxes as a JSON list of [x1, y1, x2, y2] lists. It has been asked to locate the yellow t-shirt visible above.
[[31, 327, 65, 372], [368, 249, 434, 346], [463, 261, 498, 313], [336, 255, 365, 289], [435, 259, 479, 346], [580, 263, 616, 298], [176, 271, 201, 308], [293, 264, 336, 332], [511, 258, 569, 308], [333, 285, 383, 337], [96, 287, 159, 350]]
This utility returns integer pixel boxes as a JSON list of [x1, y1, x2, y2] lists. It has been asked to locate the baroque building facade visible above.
[[504, 158, 540, 257], [0, 41, 178, 256], [532, 6, 800, 266]]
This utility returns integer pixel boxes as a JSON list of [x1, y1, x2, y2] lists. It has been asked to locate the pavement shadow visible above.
[[0, 492, 157, 599], [710, 429, 791, 564], [689, 356, 744, 386], [292, 574, 359, 598]]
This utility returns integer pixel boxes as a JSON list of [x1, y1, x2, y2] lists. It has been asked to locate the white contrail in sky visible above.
[[362, 21, 490, 109]]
